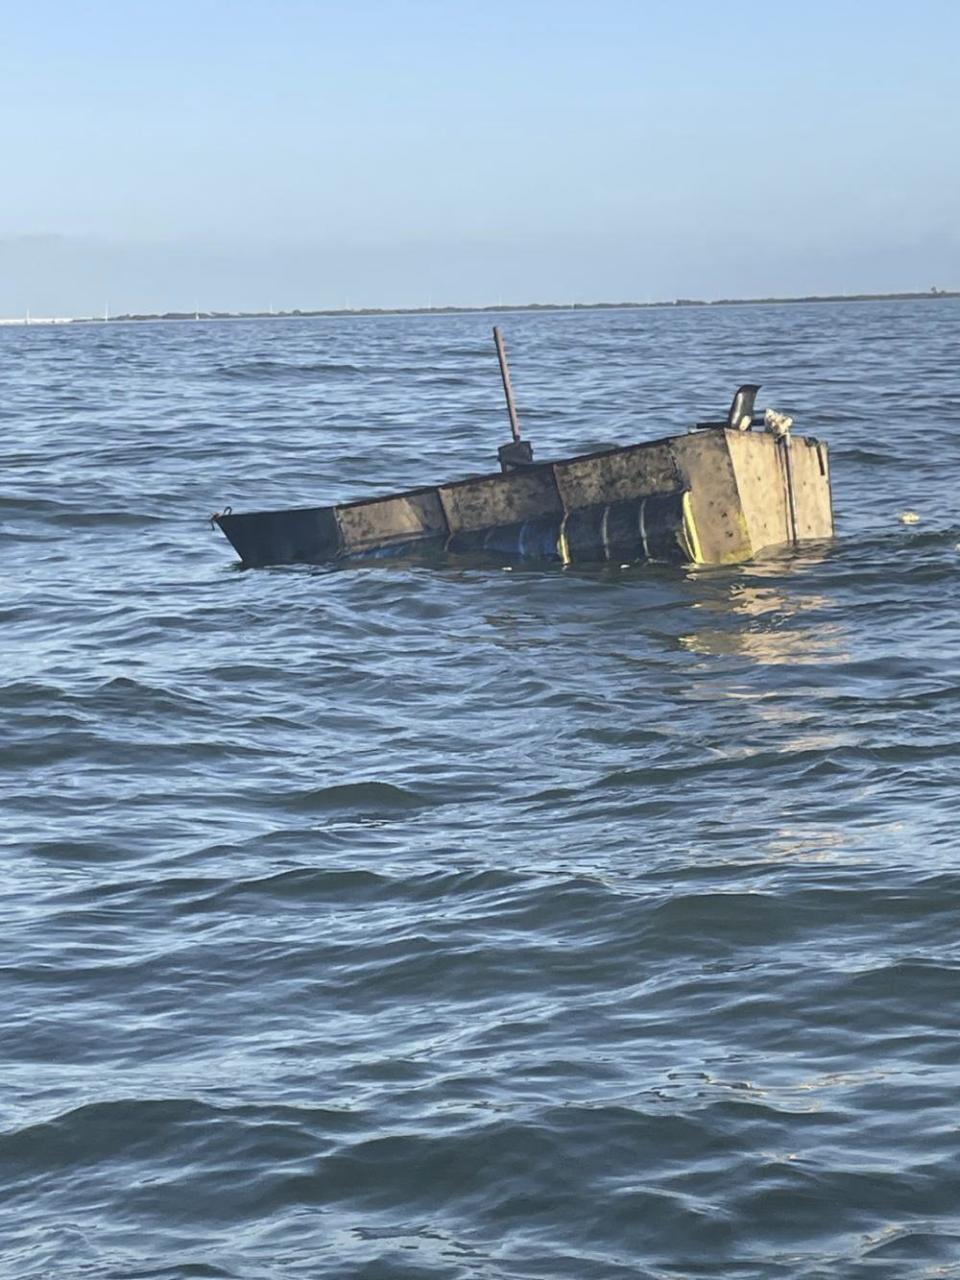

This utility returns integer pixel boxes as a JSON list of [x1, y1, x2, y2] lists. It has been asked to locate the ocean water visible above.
[[2, 300, 960, 1279]]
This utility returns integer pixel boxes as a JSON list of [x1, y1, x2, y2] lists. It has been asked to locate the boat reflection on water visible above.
[[679, 549, 846, 667], [675, 550, 879, 870]]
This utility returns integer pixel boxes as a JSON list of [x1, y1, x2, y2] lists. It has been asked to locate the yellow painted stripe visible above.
[[557, 513, 571, 566], [681, 490, 704, 564]]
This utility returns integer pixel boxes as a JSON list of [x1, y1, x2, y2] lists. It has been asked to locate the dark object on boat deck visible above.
[[211, 332, 833, 569], [497, 439, 534, 472], [696, 383, 761, 431]]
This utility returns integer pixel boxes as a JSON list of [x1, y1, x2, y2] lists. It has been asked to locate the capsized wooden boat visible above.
[[211, 336, 833, 570]]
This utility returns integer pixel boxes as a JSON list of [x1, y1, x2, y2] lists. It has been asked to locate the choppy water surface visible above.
[[3, 301, 960, 1279]]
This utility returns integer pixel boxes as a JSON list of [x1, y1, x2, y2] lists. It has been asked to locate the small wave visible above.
[[269, 780, 432, 815], [0, 495, 68, 515], [0, 1098, 213, 1174], [90, 676, 215, 719], [862, 1229, 960, 1260], [208, 865, 388, 906], [214, 360, 361, 381], [434, 345, 490, 358], [48, 509, 166, 528], [833, 446, 902, 465], [414, 372, 472, 387], [112, 1266, 237, 1279], [23, 836, 134, 862]]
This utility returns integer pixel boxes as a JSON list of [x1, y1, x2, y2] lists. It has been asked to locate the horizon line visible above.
[[2, 287, 958, 326]]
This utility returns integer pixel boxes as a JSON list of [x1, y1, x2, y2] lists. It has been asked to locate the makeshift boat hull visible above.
[[213, 425, 833, 569]]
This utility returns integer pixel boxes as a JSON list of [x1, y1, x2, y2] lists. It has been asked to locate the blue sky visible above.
[[1, 0, 957, 314]]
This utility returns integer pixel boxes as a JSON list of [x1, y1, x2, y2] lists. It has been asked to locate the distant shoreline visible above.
[[3, 289, 957, 326]]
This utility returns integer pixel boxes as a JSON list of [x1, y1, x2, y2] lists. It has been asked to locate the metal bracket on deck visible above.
[[497, 440, 535, 472]]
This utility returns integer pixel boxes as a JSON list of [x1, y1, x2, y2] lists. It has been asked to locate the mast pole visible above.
[[493, 326, 522, 444]]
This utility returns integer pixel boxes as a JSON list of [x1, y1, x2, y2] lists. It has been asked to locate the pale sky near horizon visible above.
[[2, 0, 958, 316]]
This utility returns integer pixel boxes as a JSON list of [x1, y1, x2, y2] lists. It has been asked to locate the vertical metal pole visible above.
[[493, 326, 522, 443], [781, 435, 800, 546]]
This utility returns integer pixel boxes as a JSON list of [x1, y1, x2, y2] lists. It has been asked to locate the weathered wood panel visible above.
[[669, 431, 753, 564], [552, 441, 679, 510], [438, 466, 563, 534], [336, 488, 447, 553]]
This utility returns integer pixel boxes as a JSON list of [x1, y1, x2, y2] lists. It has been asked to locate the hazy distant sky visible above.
[[2, 0, 958, 315]]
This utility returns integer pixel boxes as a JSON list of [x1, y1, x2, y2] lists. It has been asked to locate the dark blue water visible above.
[[3, 301, 960, 1279]]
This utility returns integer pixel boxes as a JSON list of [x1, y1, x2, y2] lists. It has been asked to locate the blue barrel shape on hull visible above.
[[443, 490, 691, 565]]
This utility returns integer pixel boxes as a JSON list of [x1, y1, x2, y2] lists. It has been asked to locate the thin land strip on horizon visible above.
[[98, 286, 960, 322], [3, 288, 957, 326]]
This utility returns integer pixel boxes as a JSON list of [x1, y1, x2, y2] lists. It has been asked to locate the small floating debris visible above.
[[898, 510, 921, 524], [211, 330, 834, 570]]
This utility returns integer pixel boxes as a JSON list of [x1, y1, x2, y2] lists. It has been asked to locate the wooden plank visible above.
[[438, 466, 563, 534], [553, 440, 679, 510], [336, 488, 448, 552]]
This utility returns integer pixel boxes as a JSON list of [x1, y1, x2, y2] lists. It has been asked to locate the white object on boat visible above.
[[765, 408, 794, 439]]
